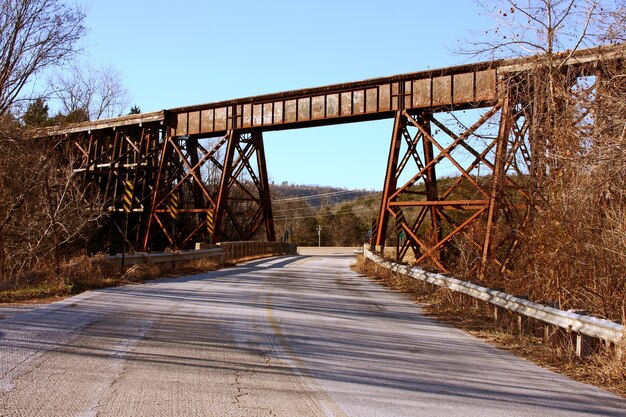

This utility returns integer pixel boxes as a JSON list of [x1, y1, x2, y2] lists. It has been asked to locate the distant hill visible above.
[[269, 182, 380, 246], [270, 183, 373, 207]]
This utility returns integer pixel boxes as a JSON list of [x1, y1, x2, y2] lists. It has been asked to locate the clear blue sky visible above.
[[74, 0, 493, 190]]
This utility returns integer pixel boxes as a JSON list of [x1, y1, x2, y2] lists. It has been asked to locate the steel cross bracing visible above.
[[375, 93, 532, 275], [66, 124, 164, 250], [140, 130, 275, 251], [40, 44, 625, 271]]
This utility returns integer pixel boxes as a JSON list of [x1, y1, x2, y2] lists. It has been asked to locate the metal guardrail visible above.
[[216, 241, 296, 261], [107, 248, 223, 266], [363, 248, 624, 345], [107, 241, 298, 267]]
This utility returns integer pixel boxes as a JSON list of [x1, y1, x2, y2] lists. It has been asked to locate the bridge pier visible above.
[[214, 130, 275, 243], [141, 128, 276, 251], [374, 94, 531, 274]]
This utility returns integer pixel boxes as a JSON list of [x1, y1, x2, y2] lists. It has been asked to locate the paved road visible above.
[[1, 249, 625, 416]]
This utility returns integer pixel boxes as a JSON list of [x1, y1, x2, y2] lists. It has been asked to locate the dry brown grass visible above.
[[352, 255, 626, 398], [0, 254, 222, 304], [0, 249, 288, 304]]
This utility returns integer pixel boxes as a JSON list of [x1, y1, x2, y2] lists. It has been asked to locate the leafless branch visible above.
[[0, 0, 85, 114]]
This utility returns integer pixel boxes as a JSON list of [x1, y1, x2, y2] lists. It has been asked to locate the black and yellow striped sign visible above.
[[167, 193, 179, 219], [395, 210, 405, 232], [206, 210, 215, 235], [370, 219, 378, 241], [123, 180, 134, 213]]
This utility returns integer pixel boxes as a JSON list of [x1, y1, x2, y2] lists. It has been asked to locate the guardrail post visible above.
[[467, 281, 480, 310], [576, 333, 593, 358], [515, 295, 529, 335], [492, 288, 505, 327], [494, 306, 505, 326], [541, 301, 558, 342], [569, 309, 593, 358], [616, 343, 623, 362]]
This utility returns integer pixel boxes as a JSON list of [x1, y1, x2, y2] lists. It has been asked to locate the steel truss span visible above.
[[39, 44, 625, 271]]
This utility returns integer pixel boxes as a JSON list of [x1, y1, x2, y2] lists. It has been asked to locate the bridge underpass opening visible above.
[[262, 120, 391, 247], [263, 120, 392, 190]]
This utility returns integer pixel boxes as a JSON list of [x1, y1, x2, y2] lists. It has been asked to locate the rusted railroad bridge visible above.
[[40, 45, 625, 273]]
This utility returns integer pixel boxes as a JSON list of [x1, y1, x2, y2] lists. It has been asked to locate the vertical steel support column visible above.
[[529, 72, 547, 189], [375, 111, 404, 250], [143, 132, 171, 251], [83, 132, 94, 184], [594, 68, 604, 138], [186, 137, 208, 211], [419, 113, 442, 251], [480, 95, 512, 277], [252, 131, 276, 241], [214, 130, 237, 242], [103, 131, 120, 202]]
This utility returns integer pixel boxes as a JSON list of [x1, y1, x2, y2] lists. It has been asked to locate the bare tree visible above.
[[51, 63, 129, 121], [458, 0, 626, 321], [0, 1, 114, 286], [0, 129, 105, 285], [599, 0, 626, 43], [468, 0, 606, 59], [0, 0, 85, 114]]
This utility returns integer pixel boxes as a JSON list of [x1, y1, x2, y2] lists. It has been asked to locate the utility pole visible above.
[[317, 225, 322, 247]]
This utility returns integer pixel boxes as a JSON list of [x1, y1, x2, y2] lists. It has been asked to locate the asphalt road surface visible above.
[[1, 248, 625, 416]]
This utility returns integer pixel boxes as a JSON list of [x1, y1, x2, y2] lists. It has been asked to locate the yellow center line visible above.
[[265, 288, 349, 417]]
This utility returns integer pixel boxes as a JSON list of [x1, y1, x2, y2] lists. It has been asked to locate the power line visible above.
[[272, 199, 378, 215], [272, 189, 370, 203], [272, 192, 380, 216], [274, 206, 378, 221]]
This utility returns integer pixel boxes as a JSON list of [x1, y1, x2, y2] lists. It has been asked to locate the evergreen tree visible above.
[[50, 108, 89, 125], [22, 98, 50, 127]]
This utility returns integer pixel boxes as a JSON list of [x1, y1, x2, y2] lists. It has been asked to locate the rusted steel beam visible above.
[[375, 111, 404, 249], [35, 44, 624, 141], [481, 95, 512, 277], [252, 132, 276, 242], [414, 207, 489, 266], [418, 113, 442, 252], [37, 111, 166, 137], [389, 200, 489, 207], [214, 131, 238, 242], [169, 66, 497, 136], [168, 45, 624, 137], [143, 134, 171, 251]]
